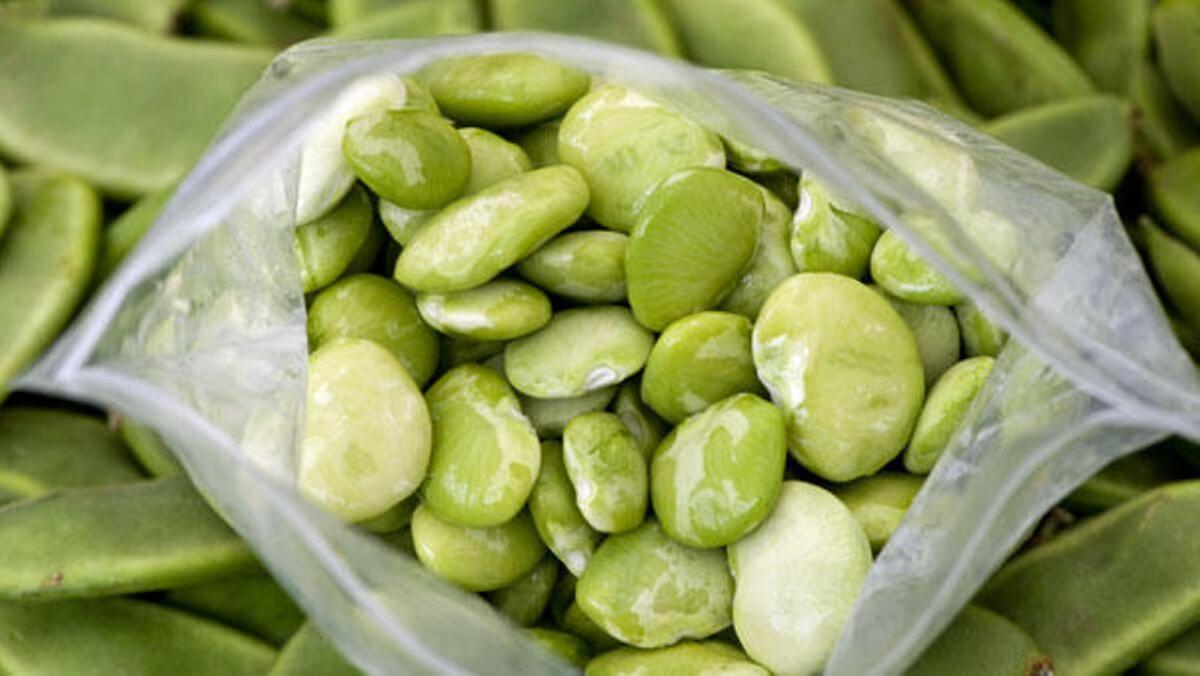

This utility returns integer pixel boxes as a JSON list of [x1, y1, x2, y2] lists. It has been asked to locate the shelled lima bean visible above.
[[287, 51, 1000, 673]]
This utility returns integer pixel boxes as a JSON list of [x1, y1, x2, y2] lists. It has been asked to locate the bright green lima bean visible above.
[[411, 504, 546, 592], [728, 481, 872, 674], [720, 185, 797, 318], [394, 165, 589, 293], [516, 119, 562, 168], [459, 127, 533, 194], [753, 273, 925, 481], [871, 228, 965, 306], [416, 279, 551, 341], [487, 555, 559, 627], [650, 393, 786, 549], [955, 301, 1008, 357], [640, 312, 762, 424], [0, 478, 255, 599], [377, 199, 431, 246], [0, 172, 101, 399], [585, 640, 768, 676], [878, 288, 962, 386], [440, 335, 505, 370], [294, 184, 374, 294], [577, 520, 734, 648], [833, 472, 924, 552], [423, 364, 540, 528], [558, 84, 725, 232], [723, 138, 785, 175], [343, 109, 471, 210], [0, 597, 275, 676], [356, 495, 417, 534], [1150, 148, 1200, 252], [520, 386, 619, 439], [518, 230, 629, 304], [0, 408, 142, 499], [505, 306, 654, 399], [626, 168, 764, 330], [613, 380, 667, 459], [563, 412, 648, 534], [299, 339, 431, 523], [904, 356, 995, 474], [1143, 217, 1200, 333], [527, 628, 591, 669], [427, 53, 590, 128], [307, 273, 440, 387], [790, 174, 882, 279], [529, 441, 600, 576]]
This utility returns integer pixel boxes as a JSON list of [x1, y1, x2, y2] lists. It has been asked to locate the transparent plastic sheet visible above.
[[17, 34, 1200, 674]]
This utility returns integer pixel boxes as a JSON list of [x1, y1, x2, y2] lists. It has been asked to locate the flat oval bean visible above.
[[984, 95, 1134, 192], [1131, 60, 1200, 161], [1066, 446, 1189, 513], [295, 73, 408, 224], [487, 556, 559, 627], [165, 572, 305, 646], [440, 335, 505, 370], [20, 0, 189, 33], [576, 520, 733, 648], [411, 504, 546, 592], [906, 605, 1051, 676], [99, 185, 171, 279], [189, 0, 318, 46], [521, 386, 619, 439], [1052, 0, 1148, 94], [343, 109, 471, 210], [563, 412, 647, 534], [613, 381, 667, 459], [528, 628, 591, 668], [0, 477, 255, 599], [505, 306, 654, 399], [294, 184, 374, 294], [585, 641, 768, 675], [491, 0, 682, 56], [0, 597, 275, 676], [394, 165, 589, 293], [0, 172, 101, 398], [299, 339, 431, 522], [1150, 148, 1200, 252], [270, 622, 359, 676], [518, 230, 629, 304], [529, 441, 601, 576], [753, 273, 925, 481], [428, 53, 590, 128], [626, 168, 764, 330], [721, 185, 797, 318], [955, 301, 1008, 358], [517, 119, 562, 168], [558, 85, 725, 232], [0, 19, 271, 198], [651, 393, 786, 548], [307, 273, 440, 387], [832, 472, 924, 551], [877, 288, 961, 386], [417, 279, 551, 341], [423, 364, 540, 528], [357, 495, 417, 534], [980, 481, 1200, 675], [377, 200, 431, 246], [640, 312, 762, 424], [0, 408, 142, 499], [119, 419, 184, 477], [460, 127, 533, 193], [904, 356, 995, 474], [790, 174, 882, 278], [662, 0, 832, 84], [871, 229, 965, 306], [728, 481, 872, 674]]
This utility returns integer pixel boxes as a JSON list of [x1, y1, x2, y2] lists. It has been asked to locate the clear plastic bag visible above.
[[19, 34, 1200, 674]]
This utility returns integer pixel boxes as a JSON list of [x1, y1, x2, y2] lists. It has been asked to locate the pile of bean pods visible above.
[[0, 1, 1198, 674]]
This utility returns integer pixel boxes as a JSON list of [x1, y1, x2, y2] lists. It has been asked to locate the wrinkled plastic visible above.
[[19, 34, 1200, 674]]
